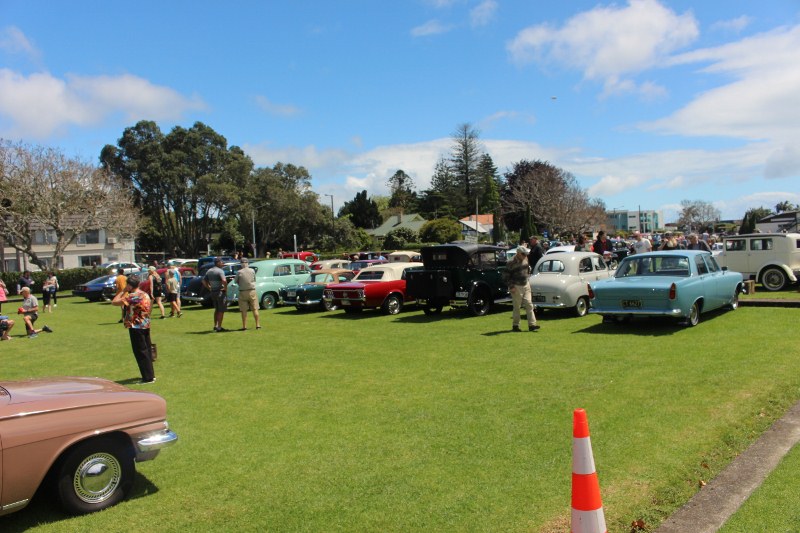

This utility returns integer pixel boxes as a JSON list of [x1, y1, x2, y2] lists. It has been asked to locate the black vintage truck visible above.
[[405, 242, 511, 316]]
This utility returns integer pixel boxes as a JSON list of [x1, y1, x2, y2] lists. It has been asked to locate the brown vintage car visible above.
[[0, 377, 177, 516]]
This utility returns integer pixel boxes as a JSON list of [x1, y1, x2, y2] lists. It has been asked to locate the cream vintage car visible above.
[[0, 377, 177, 516], [529, 252, 613, 316], [716, 232, 800, 291]]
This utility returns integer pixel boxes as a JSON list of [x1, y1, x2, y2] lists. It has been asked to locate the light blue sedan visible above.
[[588, 251, 744, 327]]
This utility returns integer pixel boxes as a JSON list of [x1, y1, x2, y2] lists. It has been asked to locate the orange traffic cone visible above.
[[571, 408, 607, 533]]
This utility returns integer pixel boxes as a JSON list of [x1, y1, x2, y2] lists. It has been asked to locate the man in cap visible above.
[[18, 286, 53, 338], [234, 257, 260, 330], [502, 246, 540, 332]]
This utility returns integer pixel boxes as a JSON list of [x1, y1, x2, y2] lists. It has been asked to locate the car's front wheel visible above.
[[322, 299, 337, 312], [55, 437, 134, 515], [574, 296, 589, 317], [467, 288, 491, 316], [760, 267, 787, 291], [382, 295, 403, 315], [728, 290, 740, 310], [260, 292, 278, 309]]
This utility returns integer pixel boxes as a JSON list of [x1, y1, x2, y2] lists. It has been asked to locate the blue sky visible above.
[[2, 0, 799, 222]]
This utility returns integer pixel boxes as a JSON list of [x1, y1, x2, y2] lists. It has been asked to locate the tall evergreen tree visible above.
[[387, 169, 416, 214], [449, 123, 483, 216], [338, 190, 382, 229]]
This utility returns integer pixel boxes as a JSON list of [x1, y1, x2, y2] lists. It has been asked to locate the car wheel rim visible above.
[[73, 453, 122, 504], [689, 304, 699, 325], [576, 298, 588, 316], [388, 298, 400, 314], [731, 293, 739, 309], [763, 270, 784, 290]]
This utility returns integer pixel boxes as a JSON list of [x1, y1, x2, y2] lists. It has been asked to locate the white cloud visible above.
[[254, 95, 302, 117], [506, 0, 698, 97], [711, 15, 751, 33], [0, 69, 205, 139], [642, 25, 800, 143], [0, 26, 40, 61], [411, 19, 453, 37], [470, 0, 498, 28]]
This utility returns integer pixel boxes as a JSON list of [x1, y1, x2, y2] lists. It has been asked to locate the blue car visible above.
[[72, 274, 117, 302], [588, 251, 744, 327]]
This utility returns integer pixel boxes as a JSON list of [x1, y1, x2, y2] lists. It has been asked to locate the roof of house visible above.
[[367, 213, 428, 237], [459, 220, 490, 234], [459, 214, 494, 226]]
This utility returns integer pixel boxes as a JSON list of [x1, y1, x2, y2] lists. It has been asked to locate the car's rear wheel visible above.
[[685, 302, 700, 327], [760, 267, 787, 291], [55, 437, 134, 515], [382, 295, 403, 315], [467, 288, 491, 316], [260, 292, 277, 309], [574, 296, 589, 317]]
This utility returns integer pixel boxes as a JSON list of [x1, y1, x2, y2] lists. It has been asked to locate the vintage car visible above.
[[323, 262, 423, 315], [310, 259, 351, 271], [226, 259, 311, 309], [99, 261, 141, 274], [529, 252, 613, 317], [347, 259, 388, 274], [387, 250, 421, 263], [182, 261, 242, 307], [406, 243, 510, 316], [0, 377, 177, 516], [716, 232, 800, 291], [280, 269, 355, 311], [588, 250, 743, 327], [72, 274, 117, 301], [278, 251, 319, 263]]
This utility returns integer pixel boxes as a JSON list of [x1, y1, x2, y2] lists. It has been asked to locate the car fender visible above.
[[757, 263, 797, 283]]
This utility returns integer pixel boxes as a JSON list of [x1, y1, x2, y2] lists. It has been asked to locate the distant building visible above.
[[459, 214, 493, 240], [606, 209, 664, 233], [366, 213, 428, 239], [1, 228, 135, 272], [757, 211, 800, 233]]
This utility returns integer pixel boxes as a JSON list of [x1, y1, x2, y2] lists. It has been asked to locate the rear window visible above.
[[355, 270, 385, 281], [616, 256, 690, 277], [537, 260, 565, 273]]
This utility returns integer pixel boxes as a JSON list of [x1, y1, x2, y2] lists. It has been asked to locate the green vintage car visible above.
[[226, 259, 311, 309], [279, 268, 355, 311]]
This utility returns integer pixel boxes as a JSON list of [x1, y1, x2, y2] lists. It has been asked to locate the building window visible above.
[[77, 230, 100, 245], [79, 255, 102, 267]]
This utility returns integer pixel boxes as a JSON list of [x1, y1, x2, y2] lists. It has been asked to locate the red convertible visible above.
[[323, 262, 423, 315]]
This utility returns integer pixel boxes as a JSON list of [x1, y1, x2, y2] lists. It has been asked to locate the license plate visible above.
[[622, 299, 642, 309], [287, 291, 296, 297], [532, 295, 546, 303], [341, 300, 350, 305], [455, 291, 469, 298]]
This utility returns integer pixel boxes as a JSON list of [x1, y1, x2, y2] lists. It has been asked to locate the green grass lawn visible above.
[[1, 296, 799, 532]]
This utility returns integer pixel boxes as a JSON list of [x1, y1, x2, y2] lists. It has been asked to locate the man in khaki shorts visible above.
[[235, 258, 260, 330]]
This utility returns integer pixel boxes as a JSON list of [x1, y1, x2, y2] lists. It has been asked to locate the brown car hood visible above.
[[0, 376, 160, 410]]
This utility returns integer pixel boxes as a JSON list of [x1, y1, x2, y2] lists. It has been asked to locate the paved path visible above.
[[656, 400, 800, 532]]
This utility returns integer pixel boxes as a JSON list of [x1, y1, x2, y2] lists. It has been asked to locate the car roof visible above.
[[358, 262, 423, 274]]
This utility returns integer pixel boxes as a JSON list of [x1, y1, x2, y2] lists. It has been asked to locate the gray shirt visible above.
[[203, 266, 227, 291], [235, 267, 256, 291]]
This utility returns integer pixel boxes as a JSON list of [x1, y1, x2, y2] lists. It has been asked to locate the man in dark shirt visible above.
[[202, 258, 228, 332], [528, 236, 544, 268]]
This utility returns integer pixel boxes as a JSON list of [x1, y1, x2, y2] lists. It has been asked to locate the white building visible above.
[[1, 229, 136, 272]]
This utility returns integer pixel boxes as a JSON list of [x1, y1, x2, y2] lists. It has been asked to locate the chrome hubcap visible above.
[[73, 453, 122, 503]]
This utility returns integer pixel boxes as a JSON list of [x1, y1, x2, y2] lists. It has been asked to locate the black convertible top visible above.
[[420, 243, 506, 269]]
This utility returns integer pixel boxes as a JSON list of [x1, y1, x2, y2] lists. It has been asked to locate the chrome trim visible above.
[[1, 499, 30, 512], [136, 429, 178, 453], [589, 308, 683, 317]]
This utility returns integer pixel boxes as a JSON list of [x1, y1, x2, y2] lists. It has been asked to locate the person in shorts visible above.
[[234, 258, 260, 330], [165, 265, 182, 317], [0, 316, 15, 340], [202, 258, 228, 332], [18, 287, 53, 338]]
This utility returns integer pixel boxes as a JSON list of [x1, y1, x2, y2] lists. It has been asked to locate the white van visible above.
[[717, 233, 800, 291]]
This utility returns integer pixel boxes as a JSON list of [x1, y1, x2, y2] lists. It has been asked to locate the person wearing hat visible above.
[[502, 246, 540, 332], [234, 257, 261, 330], [17, 286, 53, 338], [112, 275, 155, 384]]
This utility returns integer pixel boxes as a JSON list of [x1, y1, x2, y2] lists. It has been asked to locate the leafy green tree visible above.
[[100, 120, 253, 256], [418, 157, 459, 219], [383, 227, 418, 249], [419, 218, 462, 244], [387, 170, 416, 213], [739, 207, 772, 234], [775, 201, 799, 213], [338, 190, 382, 229]]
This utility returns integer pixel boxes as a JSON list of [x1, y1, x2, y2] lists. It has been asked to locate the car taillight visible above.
[[669, 283, 676, 300], [587, 283, 594, 299]]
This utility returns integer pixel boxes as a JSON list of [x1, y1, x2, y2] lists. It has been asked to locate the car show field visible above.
[[1, 292, 799, 531]]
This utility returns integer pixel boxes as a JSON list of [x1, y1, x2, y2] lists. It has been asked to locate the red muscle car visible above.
[[323, 262, 423, 315]]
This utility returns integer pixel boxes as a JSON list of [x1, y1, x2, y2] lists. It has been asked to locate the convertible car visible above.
[[324, 262, 423, 315], [280, 268, 355, 311], [0, 377, 177, 516], [588, 250, 743, 327]]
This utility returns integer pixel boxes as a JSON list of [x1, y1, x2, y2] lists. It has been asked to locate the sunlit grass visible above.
[[1, 297, 799, 532]]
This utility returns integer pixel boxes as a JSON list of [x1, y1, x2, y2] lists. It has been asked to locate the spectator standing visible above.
[[114, 268, 127, 323], [203, 258, 228, 332], [502, 247, 539, 332], [17, 286, 53, 338], [0, 278, 8, 313], [593, 231, 612, 256], [234, 258, 260, 330], [574, 235, 588, 251], [17, 270, 34, 294], [686, 233, 711, 252], [528, 236, 545, 268], [41, 272, 57, 313], [148, 266, 167, 319], [659, 232, 680, 251], [111, 275, 155, 384], [630, 231, 652, 255], [47, 271, 59, 308], [165, 266, 182, 318]]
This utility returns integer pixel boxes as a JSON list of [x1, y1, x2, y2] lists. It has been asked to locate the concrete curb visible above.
[[739, 298, 800, 308], [656, 400, 800, 532]]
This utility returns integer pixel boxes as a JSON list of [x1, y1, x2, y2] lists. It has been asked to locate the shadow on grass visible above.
[[0, 472, 160, 532], [575, 307, 734, 335], [116, 377, 143, 385]]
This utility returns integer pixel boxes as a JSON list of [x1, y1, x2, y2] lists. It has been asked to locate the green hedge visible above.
[[1, 268, 110, 296]]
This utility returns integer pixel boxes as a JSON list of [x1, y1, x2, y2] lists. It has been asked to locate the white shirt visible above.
[[631, 238, 652, 254]]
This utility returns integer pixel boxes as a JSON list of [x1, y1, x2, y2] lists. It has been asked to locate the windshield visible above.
[[616, 255, 690, 278]]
